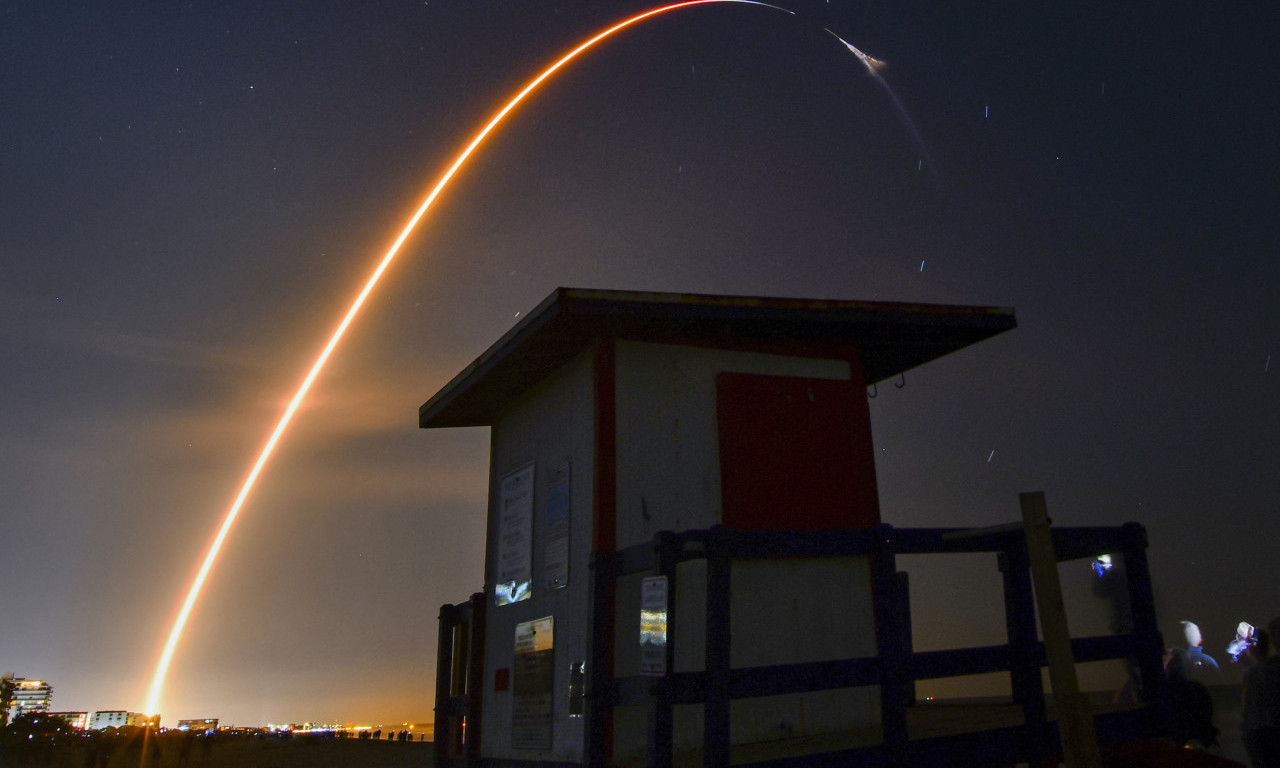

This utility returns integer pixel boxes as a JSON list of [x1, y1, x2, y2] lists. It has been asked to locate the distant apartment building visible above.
[[86, 710, 157, 730], [2, 675, 53, 723], [177, 718, 218, 734], [46, 711, 89, 730], [90, 710, 129, 730]]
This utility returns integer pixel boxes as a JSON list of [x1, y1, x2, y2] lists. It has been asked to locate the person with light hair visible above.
[[1164, 647, 1219, 749], [1182, 620, 1221, 673]]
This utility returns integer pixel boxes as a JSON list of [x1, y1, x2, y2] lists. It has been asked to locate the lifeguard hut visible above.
[[424, 288, 1167, 768]]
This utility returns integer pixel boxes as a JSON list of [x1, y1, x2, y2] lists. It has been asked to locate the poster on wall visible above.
[[496, 463, 534, 606], [512, 616, 554, 751], [640, 576, 668, 676], [545, 466, 570, 590]]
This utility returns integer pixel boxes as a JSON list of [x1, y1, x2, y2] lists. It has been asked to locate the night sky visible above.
[[2, 0, 1276, 727]]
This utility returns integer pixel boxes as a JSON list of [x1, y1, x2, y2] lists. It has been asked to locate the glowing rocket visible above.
[[825, 28, 886, 76]]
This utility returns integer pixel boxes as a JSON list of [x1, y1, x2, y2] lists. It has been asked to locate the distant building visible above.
[[87, 711, 157, 730], [0, 674, 12, 727], [3, 676, 53, 723], [177, 718, 218, 734], [90, 711, 129, 730], [46, 712, 89, 730]]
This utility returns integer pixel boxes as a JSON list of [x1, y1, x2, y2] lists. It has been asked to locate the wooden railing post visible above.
[[704, 525, 731, 768], [647, 531, 678, 768], [1000, 538, 1049, 764], [893, 570, 915, 709], [873, 524, 910, 767], [1020, 491, 1101, 768], [464, 593, 485, 767], [434, 602, 459, 768], [586, 550, 616, 768], [1120, 522, 1169, 729]]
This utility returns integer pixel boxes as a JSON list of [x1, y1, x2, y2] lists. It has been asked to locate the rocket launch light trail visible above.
[[145, 0, 885, 718], [825, 27, 933, 178]]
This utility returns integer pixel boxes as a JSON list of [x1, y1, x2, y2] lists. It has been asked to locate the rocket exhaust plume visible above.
[[145, 0, 881, 718], [825, 27, 932, 177], [824, 29, 886, 76]]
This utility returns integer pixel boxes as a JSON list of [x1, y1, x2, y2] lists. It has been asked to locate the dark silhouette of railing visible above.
[[435, 521, 1166, 768], [586, 521, 1165, 768], [435, 591, 485, 768]]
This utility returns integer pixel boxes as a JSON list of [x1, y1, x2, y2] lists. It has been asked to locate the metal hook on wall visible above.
[[893, 373, 906, 389], [867, 382, 878, 399]]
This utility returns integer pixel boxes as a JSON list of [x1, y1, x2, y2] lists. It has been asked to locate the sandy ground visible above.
[[0, 733, 434, 768], [0, 685, 1253, 767]]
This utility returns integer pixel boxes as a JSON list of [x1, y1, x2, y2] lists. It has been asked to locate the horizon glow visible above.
[[144, 0, 799, 720]]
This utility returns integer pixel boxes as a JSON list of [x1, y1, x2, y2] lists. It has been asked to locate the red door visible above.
[[716, 372, 880, 530]]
